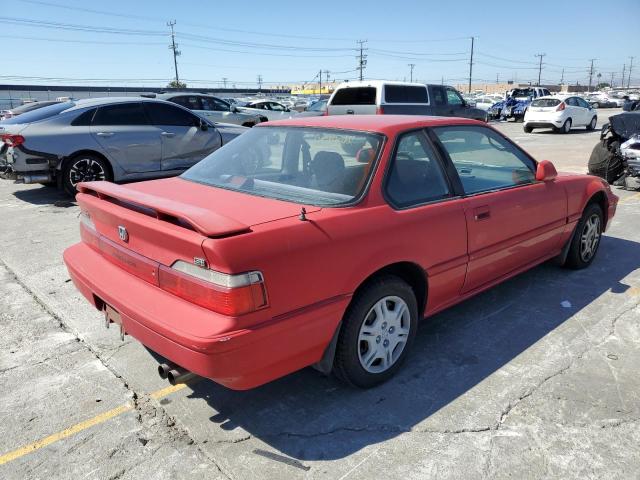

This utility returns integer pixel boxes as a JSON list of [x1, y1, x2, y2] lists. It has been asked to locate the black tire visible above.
[[62, 154, 111, 196], [241, 122, 256, 128], [563, 203, 604, 269], [588, 139, 624, 183], [523, 125, 533, 133], [586, 116, 597, 131], [333, 275, 418, 388], [592, 102, 599, 108], [558, 118, 572, 134]]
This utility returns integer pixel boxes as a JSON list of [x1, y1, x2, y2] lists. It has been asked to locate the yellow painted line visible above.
[[618, 192, 640, 204], [0, 383, 187, 466]]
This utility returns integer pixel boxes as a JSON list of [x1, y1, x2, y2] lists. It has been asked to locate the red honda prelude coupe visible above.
[[63, 115, 618, 390]]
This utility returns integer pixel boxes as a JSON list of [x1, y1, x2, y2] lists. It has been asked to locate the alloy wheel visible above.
[[68, 158, 106, 187], [357, 296, 410, 373], [580, 214, 601, 262]]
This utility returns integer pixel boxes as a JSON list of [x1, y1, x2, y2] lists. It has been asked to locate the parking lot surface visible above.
[[1, 113, 639, 479]]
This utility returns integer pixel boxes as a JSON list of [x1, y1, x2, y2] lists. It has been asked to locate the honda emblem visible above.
[[118, 226, 129, 242]]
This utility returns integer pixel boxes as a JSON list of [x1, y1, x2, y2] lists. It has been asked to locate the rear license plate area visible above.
[[104, 304, 127, 340]]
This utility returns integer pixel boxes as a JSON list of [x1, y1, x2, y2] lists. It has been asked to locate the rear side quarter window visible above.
[[384, 85, 428, 104], [330, 87, 377, 105]]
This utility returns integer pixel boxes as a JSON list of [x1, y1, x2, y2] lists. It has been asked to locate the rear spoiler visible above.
[[77, 181, 251, 238]]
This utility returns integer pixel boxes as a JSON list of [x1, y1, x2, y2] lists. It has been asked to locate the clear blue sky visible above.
[[1, 0, 639, 88]]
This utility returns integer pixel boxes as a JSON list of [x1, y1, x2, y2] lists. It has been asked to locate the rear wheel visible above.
[[592, 102, 600, 108], [62, 154, 111, 196], [557, 118, 572, 134], [563, 203, 604, 269], [586, 116, 597, 131], [333, 275, 418, 388]]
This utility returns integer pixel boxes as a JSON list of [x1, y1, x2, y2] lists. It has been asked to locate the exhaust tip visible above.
[[158, 363, 171, 379], [167, 369, 196, 386]]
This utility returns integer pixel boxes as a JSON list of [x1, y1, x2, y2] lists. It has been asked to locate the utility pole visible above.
[[323, 70, 330, 93], [496, 73, 499, 84], [587, 59, 596, 93], [408, 63, 415, 82], [356, 40, 368, 81], [222, 77, 228, 89], [318, 69, 322, 95], [610, 72, 615, 88], [167, 20, 180, 86], [535, 53, 546, 86], [468, 36, 475, 94], [628, 57, 634, 89], [560, 68, 564, 85], [257, 74, 263, 90]]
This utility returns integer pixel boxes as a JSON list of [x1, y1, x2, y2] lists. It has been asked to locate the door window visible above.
[[445, 87, 464, 105], [576, 97, 591, 109], [269, 102, 286, 111], [200, 97, 230, 111], [433, 125, 535, 195], [566, 97, 579, 107], [144, 103, 199, 126], [385, 131, 451, 208], [431, 86, 447, 106], [92, 103, 149, 126]]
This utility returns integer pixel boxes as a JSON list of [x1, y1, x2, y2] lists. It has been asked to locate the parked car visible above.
[[296, 99, 328, 117], [523, 96, 597, 133], [489, 87, 552, 121], [63, 115, 617, 391], [326, 81, 488, 121], [151, 93, 267, 127], [585, 95, 617, 109], [473, 96, 499, 111], [236, 100, 298, 121], [623, 97, 640, 111], [0, 98, 246, 194], [0, 100, 62, 121]]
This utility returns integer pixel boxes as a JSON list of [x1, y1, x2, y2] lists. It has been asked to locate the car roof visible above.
[[67, 96, 179, 111], [333, 80, 428, 89], [256, 114, 483, 134]]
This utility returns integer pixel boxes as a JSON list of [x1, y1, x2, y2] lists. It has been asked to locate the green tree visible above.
[[596, 82, 610, 90], [167, 80, 187, 89]]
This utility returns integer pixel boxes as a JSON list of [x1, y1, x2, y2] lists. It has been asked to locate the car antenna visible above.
[[299, 207, 308, 221]]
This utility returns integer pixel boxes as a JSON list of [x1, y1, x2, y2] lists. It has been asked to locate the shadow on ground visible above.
[[158, 235, 640, 462], [13, 185, 75, 207]]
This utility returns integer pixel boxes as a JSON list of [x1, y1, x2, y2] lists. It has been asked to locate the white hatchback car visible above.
[[523, 96, 597, 133]]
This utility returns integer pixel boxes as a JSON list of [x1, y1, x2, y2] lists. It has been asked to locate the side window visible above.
[[71, 108, 96, 126], [200, 97, 230, 111], [431, 86, 447, 106], [433, 125, 536, 195], [92, 103, 149, 126], [566, 97, 579, 107], [385, 131, 451, 208], [384, 85, 428, 103], [269, 102, 286, 111], [445, 87, 464, 105], [577, 98, 590, 109], [144, 103, 199, 127]]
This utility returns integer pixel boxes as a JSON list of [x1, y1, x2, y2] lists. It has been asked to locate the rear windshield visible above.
[[384, 85, 428, 103], [0, 101, 74, 124], [531, 98, 561, 107], [182, 126, 383, 206], [331, 87, 376, 106]]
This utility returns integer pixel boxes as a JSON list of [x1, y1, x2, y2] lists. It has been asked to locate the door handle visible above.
[[161, 132, 176, 137], [473, 206, 491, 221], [96, 132, 114, 137], [346, 109, 355, 115]]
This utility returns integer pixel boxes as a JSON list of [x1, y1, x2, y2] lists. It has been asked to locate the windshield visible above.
[[308, 100, 327, 111], [0, 101, 74, 124], [182, 126, 383, 206], [511, 89, 533, 98], [531, 98, 561, 107]]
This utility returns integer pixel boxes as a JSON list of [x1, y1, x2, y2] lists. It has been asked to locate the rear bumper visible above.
[[64, 242, 349, 390], [523, 121, 562, 129]]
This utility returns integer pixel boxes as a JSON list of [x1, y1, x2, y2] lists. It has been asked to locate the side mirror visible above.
[[199, 119, 209, 131], [535, 160, 557, 182]]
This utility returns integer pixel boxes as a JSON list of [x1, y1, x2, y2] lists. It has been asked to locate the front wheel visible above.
[[523, 125, 533, 133], [586, 116, 597, 131], [62, 154, 111, 196], [333, 275, 418, 388], [563, 203, 604, 269]]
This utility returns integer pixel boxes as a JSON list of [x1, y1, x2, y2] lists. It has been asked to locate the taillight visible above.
[[1, 134, 25, 147], [556, 102, 566, 112], [158, 262, 268, 316]]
